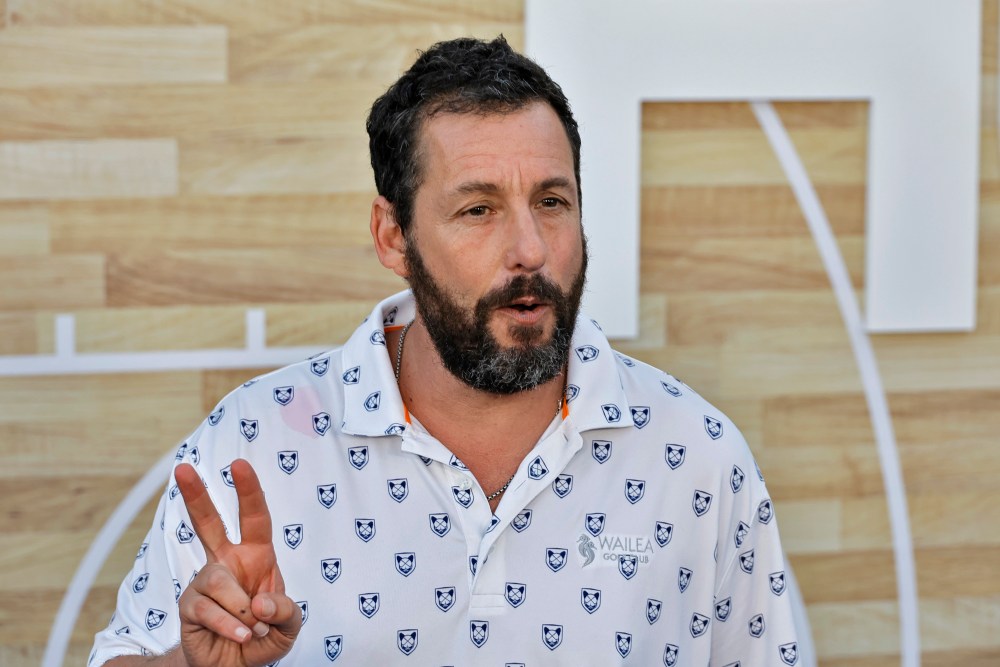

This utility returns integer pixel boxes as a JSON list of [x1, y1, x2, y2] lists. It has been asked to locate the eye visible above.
[[464, 205, 490, 217], [539, 197, 565, 209]]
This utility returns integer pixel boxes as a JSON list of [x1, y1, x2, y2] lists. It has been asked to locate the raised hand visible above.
[[174, 458, 301, 667]]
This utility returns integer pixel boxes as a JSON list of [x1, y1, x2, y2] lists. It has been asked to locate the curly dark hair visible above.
[[366, 35, 582, 234]]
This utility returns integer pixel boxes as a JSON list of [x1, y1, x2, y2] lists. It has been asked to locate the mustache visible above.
[[476, 273, 567, 312]]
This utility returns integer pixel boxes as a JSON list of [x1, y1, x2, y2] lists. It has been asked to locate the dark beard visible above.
[[404, 235, 588, 395]]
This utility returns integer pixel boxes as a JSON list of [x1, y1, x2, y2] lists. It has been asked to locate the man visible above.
[[92, 36, 798, 666]]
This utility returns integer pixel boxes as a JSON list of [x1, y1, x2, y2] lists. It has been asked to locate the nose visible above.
[[504, 204, 547, 272]]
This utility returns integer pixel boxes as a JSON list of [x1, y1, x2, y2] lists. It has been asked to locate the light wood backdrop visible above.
[[1, 2, 998, 665]]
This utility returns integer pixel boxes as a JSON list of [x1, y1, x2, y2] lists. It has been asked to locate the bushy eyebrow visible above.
[[450, 176, 574, 198]]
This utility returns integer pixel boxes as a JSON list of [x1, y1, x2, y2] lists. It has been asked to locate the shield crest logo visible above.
[[145, 608, 166, 630], [220, 465, 234, 487], [646, 598, 662, 624], [278, 450, 298, 475], [363, 391, 380, 412], [655, 521, 674, 547], [369, 331, 385, 346], [690, 612, 710, 637], [592, 440, 612, 463], [452, 486, 474, 508], [585, 513, 606, 537], [384, 423, 405, 436], [665, 444, 686, 470], [663, 643, 680, 666], [470, 621, 489, 647], [176, 520, 194, 544], [273, 386, 294, 406], [615, 351, 634, 366], [297, 600, 308, 625], [283, 524, 303, 549], [546, 548, 568, 572], [715, 596, 732, 621], [581, 587, 601, 613], [758, 498, 774, 524], [132, 573, 149, 594], [625, 479, 646, 504], [429, 513, 450, 537], [566, 384, 580, 402], [552, 475, 574, 498], [324, 635, 342, 661], [616, 632, 632, 658], [320, 558, 341, 583], [770, 571, 786, 595], [310, 357, 329, 376], [387, 478, 408, 503], [731, 465, 745, 493], [348, 446, 368, 470], [619, 554, 638, 579], [693, 490, 713, 517], [136, 542, 148, 559], [740, 549, 755, 574], [397, 629, 417, 655], [631, 406, 650, 429], [173, 579, 181, 602], [189, 447, 200, 465], [574, 345, 599, 362], [395, 552, 415, 577], [435, 586, 455, 612], [678, 567, 692, 593], [779, 642, 799, 665], [705, 415, 723, 439], [602, 404, 622, 423], [661, 380, 683, 397], [207, 405, 224, 425], [749, 613, 765, 638], [312, 412, 331, 436], [114, 626, 129, 636], [735, 521, 750, 547], [169, 485, 180, 500], [383, 306, 397, 326], [358, 593, 379, 618], [512, 510, 532, 532], [341, 366, 360, 384], [240, 419, 258, 442], [487, 515, 500, 532], [528, 455, 549, 480], [317, 484, 336, 509], [448, 454, 468, 471], [542, 624, 563, 650], [355, 519, 375, 542], [505, 582, 526, 608]]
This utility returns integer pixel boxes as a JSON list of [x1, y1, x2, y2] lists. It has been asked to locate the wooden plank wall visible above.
[[1, 1, 997, 665]]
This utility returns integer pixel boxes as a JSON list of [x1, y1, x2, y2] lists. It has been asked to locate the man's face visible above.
[[403, 102, 587, 394]]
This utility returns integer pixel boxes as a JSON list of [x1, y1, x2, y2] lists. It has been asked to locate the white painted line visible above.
[[55, 314, 75, 359], [245, 308, 267, 353], [752, 100, 920, 667], [42, 450, 176, 667]]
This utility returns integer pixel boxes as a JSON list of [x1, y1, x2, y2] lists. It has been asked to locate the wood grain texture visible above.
[[0, 139, 178, 201], [0, 255, 104, 310], [0, 26, 226, 87]]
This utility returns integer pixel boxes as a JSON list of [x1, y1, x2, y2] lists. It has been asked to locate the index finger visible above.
[[176, 462, 230, 558], [230, 459, 274, 545]]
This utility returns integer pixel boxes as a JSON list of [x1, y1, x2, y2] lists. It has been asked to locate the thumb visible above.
[[252, 592, 303, 638]]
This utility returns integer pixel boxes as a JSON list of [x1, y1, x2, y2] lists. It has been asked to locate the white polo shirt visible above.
[[91, 291, 799, 666]]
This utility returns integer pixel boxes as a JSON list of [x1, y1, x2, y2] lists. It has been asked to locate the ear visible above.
[[370, 195, 409, 279]]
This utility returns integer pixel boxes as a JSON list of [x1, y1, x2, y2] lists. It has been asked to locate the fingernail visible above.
[[253, 622, 270, 638], [235, 626, 251, 642], [261, 599, 276, 617]]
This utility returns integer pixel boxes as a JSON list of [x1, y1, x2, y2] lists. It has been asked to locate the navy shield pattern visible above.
[[705, 415, 723, 439], [358, 593, 379, 618], [690, 612, 710, 637], [273, 386, 293, 405], [240, 419, 258, 442], [169, 485, 180, 500], [135, 541, 147, 559], [731, 465, 746, 493], [363, 391, 380, 412], [470, 554, 479, 576], [470, 621, 489, 648], [397, 629, 417, 655], [369, 331, 385, 346], [145, 608, 167, 631], [735, 521, 750, 547], [429, 513, 450, 537], [715, 596, 732, 621], [619, 554, 638, 580], [220, 465, 234, 487], [780, 642, 799, 665], [740, 549, 755, 573], [505, 582, 526, 608], [655, 521, 674, 547], [387, 478, 408, 503], [297, 600, 308, 625], [770, 571, 787, 595], [312, 412, 331, 436], [665, 444, 686, 470], [575, 345, 599, 362], [566, 384, 580, 402], [630, 406, 650, 429], [348, 446, 368, 470], [581, 588, 601, 613], [625, 479, 645, 504], [355, 519, 375, 542], [175, 442, 188, 460], [435, 586, 455, 612], [278, 451, 298, 475], [546, 548, 568, 572], [321, 558, 341, 583], [542, 624, 563, 650], [383, 306, 397, 326], [173, 579, 181, 602], [317, 484, 336, 509], [324, 635, 342, 661], [678, 567, 692, 593], [512, 510, 532, 532], [663, 643, 680, 666], [592, 440, 612, 463], [528, 455, 549, 480], [341, 366, 360, 384], [188, 446, 200, 465], [448, 454, 469, 471], [749, 613, 765, 638], [283, 524, 303, 549], [132, 573, 149, 594], [758, 498, 774, 524], [661, 380, 683, 397], [693, 490, 713, 517], [552, 475, 573, 498], [207, 405, 224, 425], [384, 423, 405, 436], [176, 520, 194, 544], [616, 632, 632, 658], [394, 552, 415, 577], [452, 485, 474, 508], [646, 598, 662, 624], [585, 513, 606, 537], [602, 404, 622, 423], [310, 357, 329, 376]]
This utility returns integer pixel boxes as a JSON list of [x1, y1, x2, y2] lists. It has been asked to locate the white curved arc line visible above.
[[42, 450, 176, 667], [751, 101, 920, 667]]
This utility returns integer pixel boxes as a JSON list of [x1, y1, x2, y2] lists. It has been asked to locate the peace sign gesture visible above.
[[173, 458, 301, 667]]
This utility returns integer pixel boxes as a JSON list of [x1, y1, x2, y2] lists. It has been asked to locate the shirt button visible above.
[[459, 478, 472, 491]]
